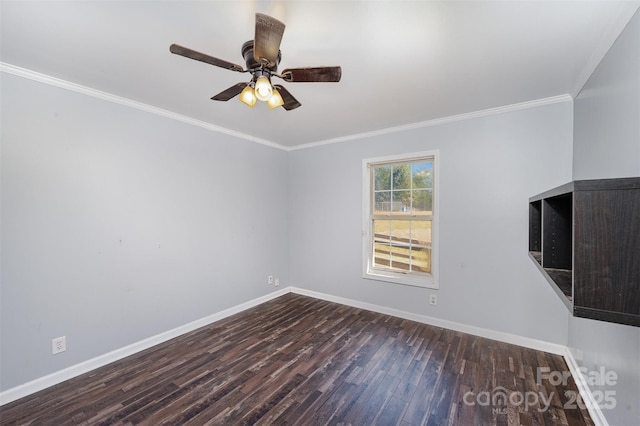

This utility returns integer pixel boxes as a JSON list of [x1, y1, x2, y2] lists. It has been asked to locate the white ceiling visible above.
[[1, 1, 639, 149]]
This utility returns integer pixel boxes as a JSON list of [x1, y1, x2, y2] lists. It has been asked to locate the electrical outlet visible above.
[[274, 278, 279, 287], [268, 275, 274, 285], [429, 294, 437, 306], [52, 336, 66, 354]]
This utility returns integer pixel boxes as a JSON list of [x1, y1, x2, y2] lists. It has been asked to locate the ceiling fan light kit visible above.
[[237, 81, 284, 109], [170, 13, 341, 111]]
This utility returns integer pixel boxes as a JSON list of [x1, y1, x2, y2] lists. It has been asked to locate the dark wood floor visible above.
[[1, 293, 593, 425]]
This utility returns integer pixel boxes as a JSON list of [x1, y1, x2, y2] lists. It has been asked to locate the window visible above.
[[362, 151, 438, 288]]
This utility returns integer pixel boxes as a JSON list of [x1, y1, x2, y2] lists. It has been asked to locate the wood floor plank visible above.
[[0, 293, 594, 426]]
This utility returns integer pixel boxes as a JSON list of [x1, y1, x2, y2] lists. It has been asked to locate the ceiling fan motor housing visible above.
[[242, 40, 281, 78]]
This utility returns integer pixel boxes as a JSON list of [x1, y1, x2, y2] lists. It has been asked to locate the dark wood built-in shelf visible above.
[[529, 177, 640, 327]]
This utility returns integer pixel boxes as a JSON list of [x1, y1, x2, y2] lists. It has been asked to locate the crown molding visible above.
[[0, 62, 288, 151], [288, 94, 573, 151]]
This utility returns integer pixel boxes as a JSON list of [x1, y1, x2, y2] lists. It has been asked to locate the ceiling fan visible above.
[[170, 13, 342, 111]]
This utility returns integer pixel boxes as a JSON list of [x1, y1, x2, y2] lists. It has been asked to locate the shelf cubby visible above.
[[529, 178, 640, 327]]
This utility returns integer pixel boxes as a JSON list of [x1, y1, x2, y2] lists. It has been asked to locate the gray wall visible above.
[[571, 9, 640, 426], [288, 102, 573, 344], [0, 73, 289, 390], [573, 8, 640, 180]]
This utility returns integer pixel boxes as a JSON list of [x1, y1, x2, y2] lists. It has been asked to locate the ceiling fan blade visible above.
[[170, 44, 245, 72], [280, 66, 342, 83], [211, 83, 249, 101], [254, 13, 285, 67], [273, 85, 301, 111]]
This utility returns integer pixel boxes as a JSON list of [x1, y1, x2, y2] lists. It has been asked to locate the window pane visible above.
[[372, 220, 391, 268], [373, 219, 391, 242], [375, 219, 410, 272], [410, 220, 431, 273], [413, 189, 433, 214], [374, 191, 391, 213], [374, 243, 391, 269], [410, 220, 432, 246], [412, 247, 432, 273], [391, 190, 411, 213], [392, 164, 411, 190], [389, 245, 411, 272], [412, 162, 433, 189], [388, 220, 411, 271], [390, 220, 411, 245], [374, 166, 391, 190]]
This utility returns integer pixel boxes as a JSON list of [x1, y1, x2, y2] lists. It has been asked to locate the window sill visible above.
[[363, 269, 437, 289]]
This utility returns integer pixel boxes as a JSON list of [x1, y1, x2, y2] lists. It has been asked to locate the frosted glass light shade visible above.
[[254, 76, 273, 101], [239, 85, 257, 107], [267, 88, 284, 109]]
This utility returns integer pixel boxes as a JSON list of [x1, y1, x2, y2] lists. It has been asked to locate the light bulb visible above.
[[239, 84, 256, 107], [267, 88, 285, 109], [254, 76, 273, 101]]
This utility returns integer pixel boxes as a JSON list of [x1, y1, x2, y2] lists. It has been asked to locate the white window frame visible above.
[[362, 150, 439, 289]]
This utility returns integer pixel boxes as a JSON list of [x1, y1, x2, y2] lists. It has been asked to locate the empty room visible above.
[[1, 1, 639, 425]]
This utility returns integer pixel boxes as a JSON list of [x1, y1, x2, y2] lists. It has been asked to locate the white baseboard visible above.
[[0, 288, 289, 406], [290, 287, 567, 355], [564, 348, 609, 426], [2, 285, 601, 426]]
